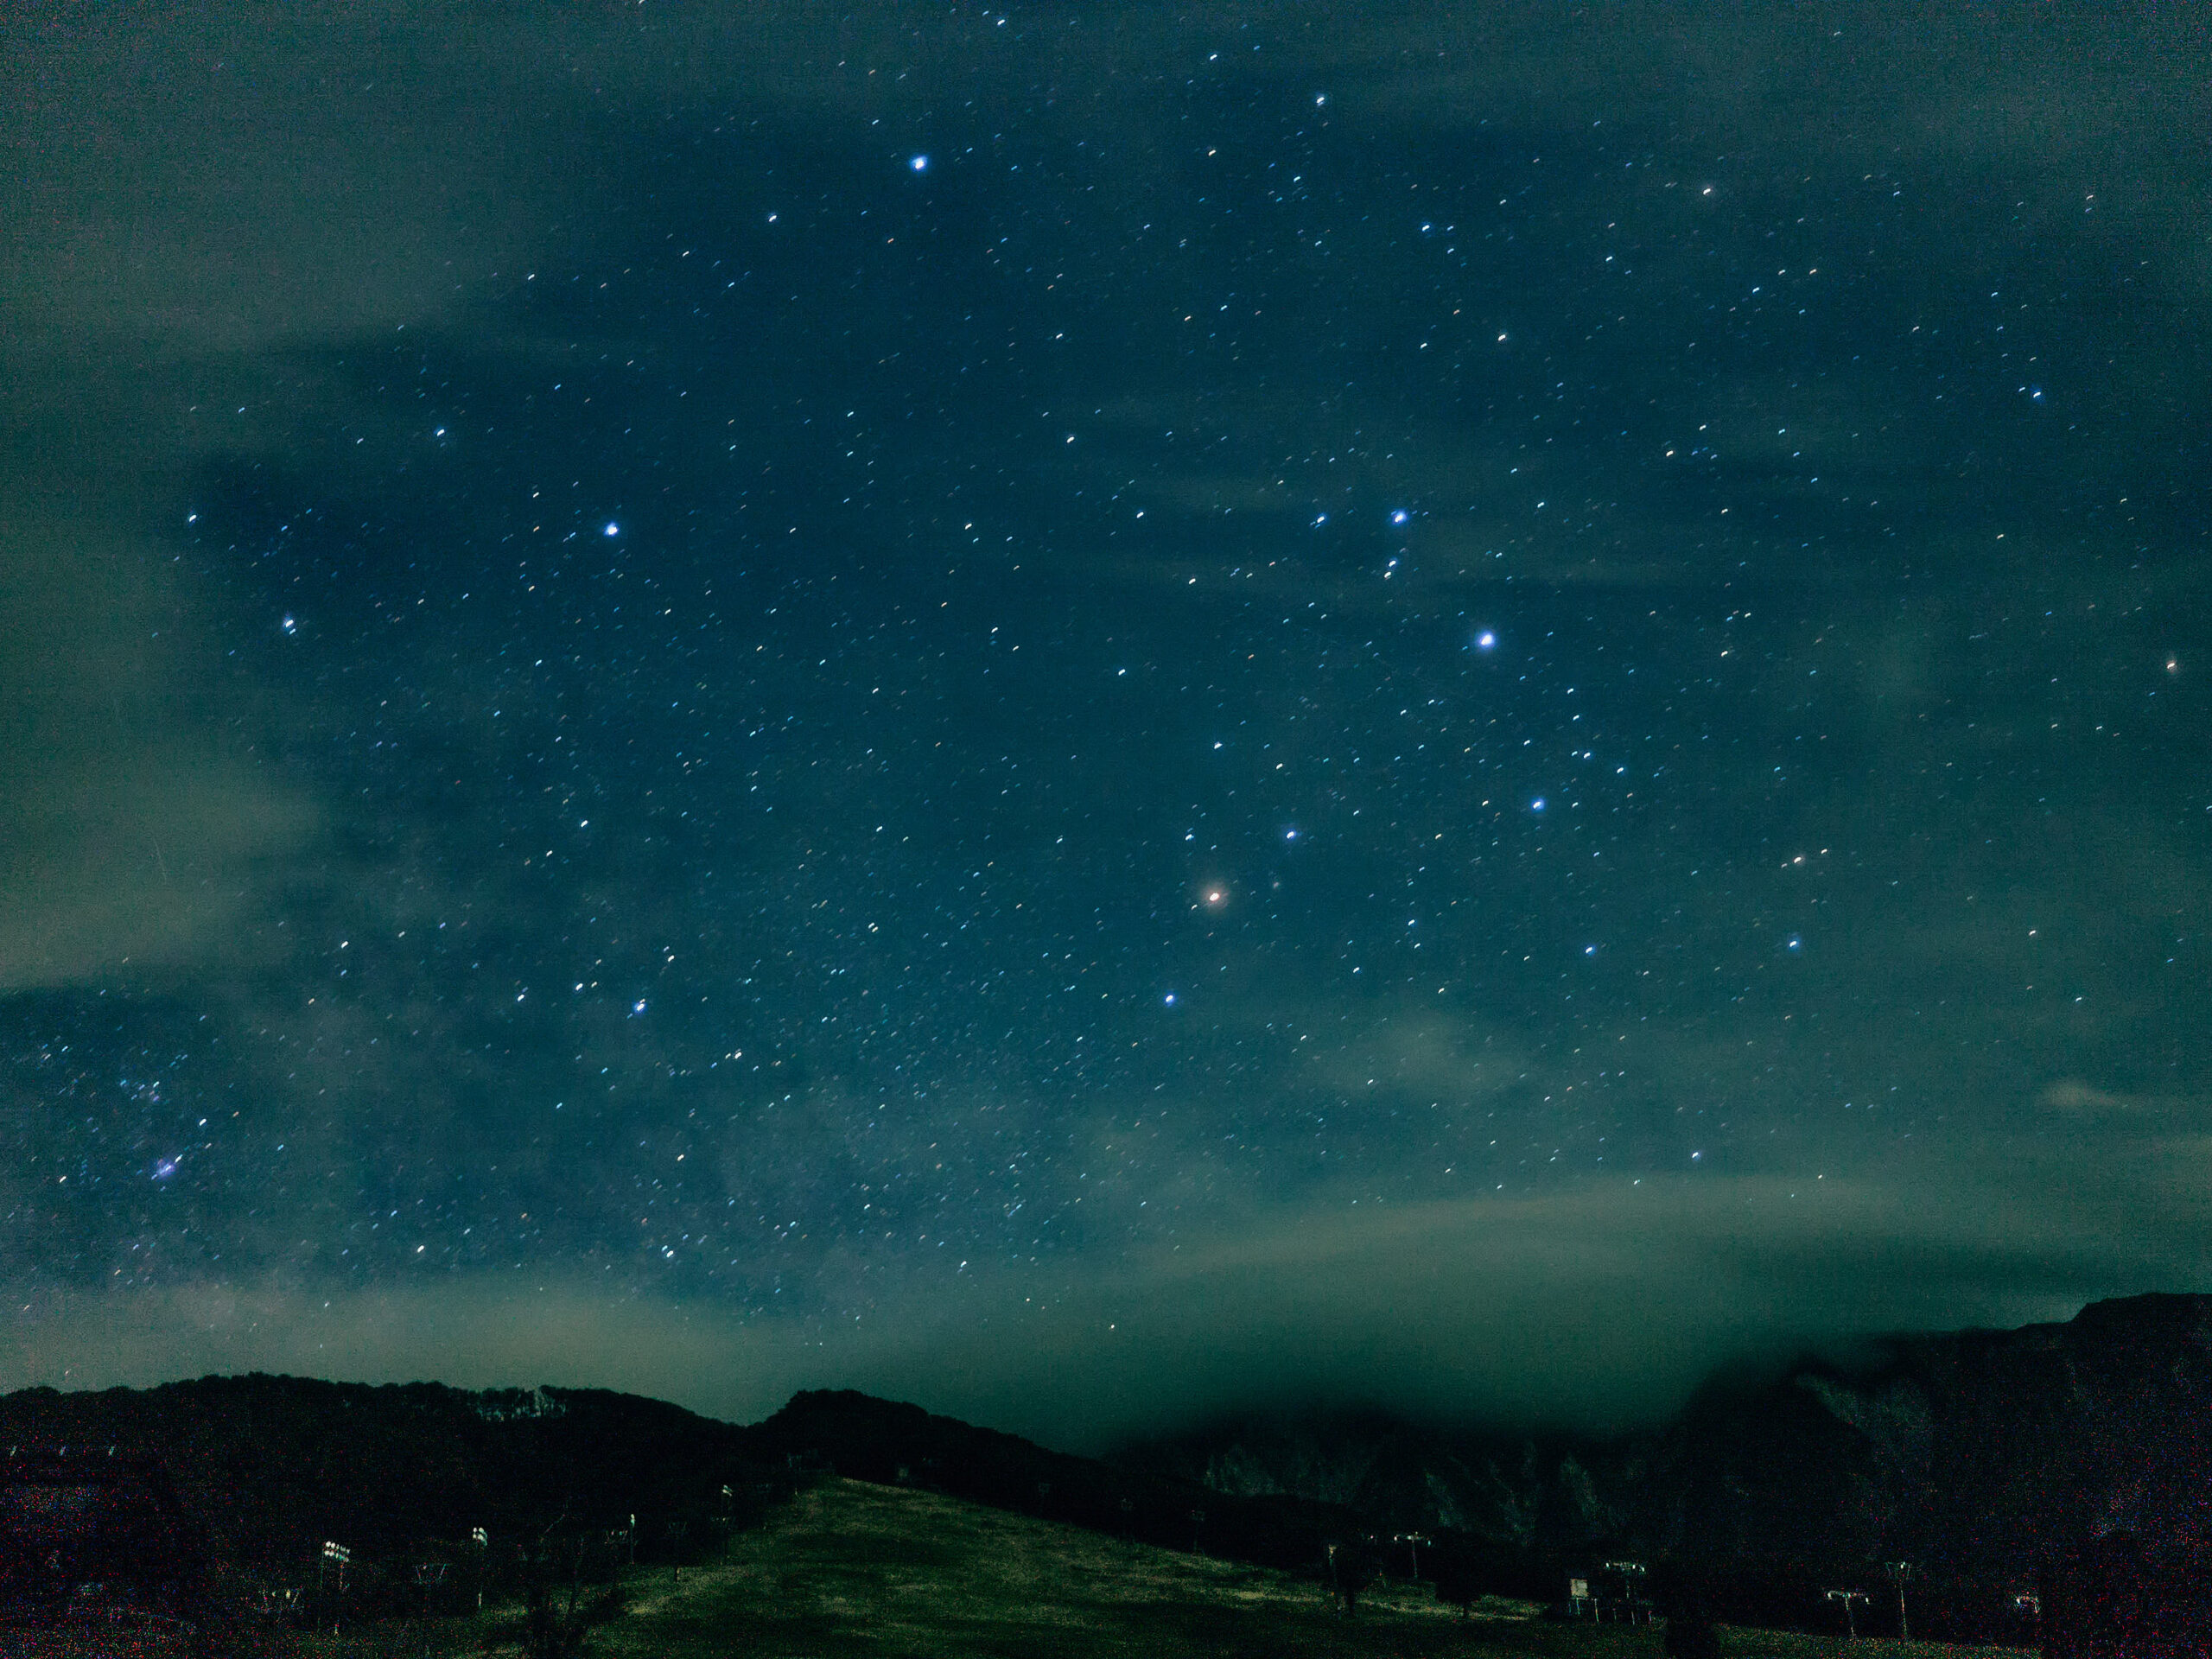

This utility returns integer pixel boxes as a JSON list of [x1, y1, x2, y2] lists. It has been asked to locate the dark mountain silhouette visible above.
[[4, 1293, 2208, 1648], [1123, 1292, 2212, 1644], [1, 1375, 754, 1572], [0, 1373, 1350, 1615]]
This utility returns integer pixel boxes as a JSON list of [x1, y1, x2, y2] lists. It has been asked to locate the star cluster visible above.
[[3, 3, 2207, 1427]]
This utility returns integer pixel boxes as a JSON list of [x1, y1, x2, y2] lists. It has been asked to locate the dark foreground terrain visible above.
[[0, 1476, 2037, 1658], [6, 1294, 2209, 1649], [579, 1478, 2030, 1659]]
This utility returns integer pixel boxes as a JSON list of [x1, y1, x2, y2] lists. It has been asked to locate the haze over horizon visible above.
[[5, 2, 2208, 1454]]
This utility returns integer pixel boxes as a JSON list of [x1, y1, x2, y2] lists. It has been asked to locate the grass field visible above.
[[579, 1478, 2030, 1659], [187, 1476, 2031, 1659]]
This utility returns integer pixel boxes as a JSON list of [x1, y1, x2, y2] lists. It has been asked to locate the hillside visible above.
[[5, 1293, 2209, 1647], [1128, 1292, 2212, 1641], [0, 1373, 1358, 1583], [559, 1478, 2026, 1659], [0, 1374, 758, 1568], [0, 1476, 2040, 1657]]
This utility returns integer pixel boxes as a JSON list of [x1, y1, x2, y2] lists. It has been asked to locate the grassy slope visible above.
[[589, 1478, 2030, 1659], [0, 1474, 2041, 1657]]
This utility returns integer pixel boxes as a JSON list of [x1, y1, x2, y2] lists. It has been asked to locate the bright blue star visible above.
[[603, 521, 621, 537], [910, 154, 930, 172], [1476, 631, 1495, 650]]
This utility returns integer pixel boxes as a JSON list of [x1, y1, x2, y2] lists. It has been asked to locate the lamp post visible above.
[[1826, 1587, 1871, 1638], [321, 1541, 351, 1636], [1396, 1532, 1433, 1581], [1606, 1560, 1649, 1623], [1885, 1561, 1916, 1639]]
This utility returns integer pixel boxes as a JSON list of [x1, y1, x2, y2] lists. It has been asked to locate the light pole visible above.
[[1395, 1532, 1433, 1581], [1826, 1587, 1871, 1638], [1885, 1566, 1920, 1645], [1606, 1559, 1648, 1619], [1885, 1561, 1916, 1639], [321, 1541, 351, 1636]]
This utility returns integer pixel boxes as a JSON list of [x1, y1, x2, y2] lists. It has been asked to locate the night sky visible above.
[[4, 3, 2208, 1449]]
